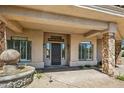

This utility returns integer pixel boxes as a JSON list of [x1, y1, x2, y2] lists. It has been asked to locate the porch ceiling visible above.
[[18, 21, 90, 34], [18, 5, 124, 39]]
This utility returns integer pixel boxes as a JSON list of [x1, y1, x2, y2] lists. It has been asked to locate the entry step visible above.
[[43, 66, 81, 72]]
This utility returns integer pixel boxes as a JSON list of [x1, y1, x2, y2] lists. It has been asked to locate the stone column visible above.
[[115, 40, 121, 65], [102, 23, 117, 76], [0, 20, 6, 67]]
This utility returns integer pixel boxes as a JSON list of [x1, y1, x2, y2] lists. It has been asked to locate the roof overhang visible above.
[[0, 5, 123, 40]]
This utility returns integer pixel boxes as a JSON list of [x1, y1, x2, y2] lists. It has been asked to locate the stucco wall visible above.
[[69, 34, 98, 66], [6, 29, 98, 68], [6, 29, 44, 68]]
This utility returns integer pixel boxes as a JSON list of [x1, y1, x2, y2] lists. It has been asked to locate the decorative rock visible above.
[[0, 49, 20, 65], [7, 82, 14, 88]]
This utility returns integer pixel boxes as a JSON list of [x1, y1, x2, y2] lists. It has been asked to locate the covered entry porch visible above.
[[0, 5, 123, 76]]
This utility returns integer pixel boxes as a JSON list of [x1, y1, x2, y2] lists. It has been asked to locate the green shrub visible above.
[[116, 74, 124, 81], [34, 71, 43, 79], [85, 65, 91, 67]]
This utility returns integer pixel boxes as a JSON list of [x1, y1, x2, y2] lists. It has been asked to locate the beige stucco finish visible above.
[[6, 29, 44, 68], [6, 29, 98, 68], [70, 34, 97, 66]]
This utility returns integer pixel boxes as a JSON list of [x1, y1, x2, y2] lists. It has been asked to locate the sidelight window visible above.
[[46, 43, 51, 59], [61, 43, 65, 59]]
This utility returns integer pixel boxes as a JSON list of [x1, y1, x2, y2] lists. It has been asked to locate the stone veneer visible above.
[[102, 32, 115, 76], [0, 66, 35, 88], [115, 40, 122, 65], [0, 20, 5, 67]]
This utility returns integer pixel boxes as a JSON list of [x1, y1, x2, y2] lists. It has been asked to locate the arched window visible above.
[[79, 41, 93, 61]]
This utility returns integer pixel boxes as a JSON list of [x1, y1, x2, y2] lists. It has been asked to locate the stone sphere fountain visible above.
[[0, 49, 35, 88]]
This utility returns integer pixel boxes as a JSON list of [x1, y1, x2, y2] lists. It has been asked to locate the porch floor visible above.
[[27, 66, 124, 88]]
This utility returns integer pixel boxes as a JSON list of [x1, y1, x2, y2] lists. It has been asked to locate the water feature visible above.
[[0, 49, 35, 88]]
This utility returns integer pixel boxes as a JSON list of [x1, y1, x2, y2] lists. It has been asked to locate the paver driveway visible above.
[[27, 68, 124, 88]]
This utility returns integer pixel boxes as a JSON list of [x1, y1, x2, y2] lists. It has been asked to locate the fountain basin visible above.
[[0, 66, 35, 88]]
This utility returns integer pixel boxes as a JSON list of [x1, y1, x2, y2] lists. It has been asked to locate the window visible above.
[[79, 42, 93, 61], [46, 43, 51, 59], [7, 37, 32, 62], [61, 43, 65, 59]]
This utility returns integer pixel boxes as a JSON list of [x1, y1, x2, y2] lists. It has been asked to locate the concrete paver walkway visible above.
[[27, 68, 124, 88]]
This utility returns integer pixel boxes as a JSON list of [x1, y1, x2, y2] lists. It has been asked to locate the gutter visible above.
[[75, 5, 124, 18]]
